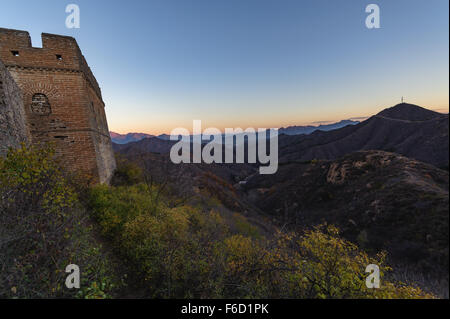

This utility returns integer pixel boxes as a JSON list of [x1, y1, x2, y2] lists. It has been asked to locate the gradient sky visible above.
[[1, 0, 448, 134]]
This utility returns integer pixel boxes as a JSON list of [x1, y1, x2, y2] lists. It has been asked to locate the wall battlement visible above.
[[0, 28, 116, 184], [0, 28, 102, 103]]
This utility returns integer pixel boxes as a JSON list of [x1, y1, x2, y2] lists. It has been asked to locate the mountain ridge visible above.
[[112, 103, 449, 169], [279, 119, 360, 135], [242, 150, 449, 274], [376, 103, 445, 121], [279, 103, 449, 169], [110, 132, 154, 144], [110, 119, 362, 144]]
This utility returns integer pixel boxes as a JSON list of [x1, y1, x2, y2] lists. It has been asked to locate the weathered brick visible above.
[[0, 28, 116, 184]]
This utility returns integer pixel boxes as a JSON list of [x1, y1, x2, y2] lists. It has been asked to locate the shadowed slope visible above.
[[279, 103, 449, 169]]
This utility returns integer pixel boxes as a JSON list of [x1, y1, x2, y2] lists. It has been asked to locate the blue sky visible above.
[[1, 0, 448, 134]]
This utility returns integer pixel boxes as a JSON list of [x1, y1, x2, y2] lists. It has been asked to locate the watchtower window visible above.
[[31, 93, 52, 115], [56, 54, 63, 60], [11, 51, 19, 57]]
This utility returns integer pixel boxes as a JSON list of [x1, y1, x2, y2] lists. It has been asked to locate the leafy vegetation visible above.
[[0, 145, 119, 298], [88, 161, 433, 298], [244, 150, 449, 285], [0, 146, 436, 298]]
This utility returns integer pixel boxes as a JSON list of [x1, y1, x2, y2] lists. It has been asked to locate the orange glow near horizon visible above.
[[107, 100, 449, 136]]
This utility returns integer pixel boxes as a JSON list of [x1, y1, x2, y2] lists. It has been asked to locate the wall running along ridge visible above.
[[0, 28, 116, 184]]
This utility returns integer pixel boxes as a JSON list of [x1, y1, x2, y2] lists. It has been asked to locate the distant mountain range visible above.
[[112, 103, 449, 282], [113, 136, 176, 154], [278, 103, 449, 169], [110, 132, 154, 144], [112, 103, 449, 169], [110, 119, 360, 144], [110, 132, 177, 144], [279, 119, 359, 135]]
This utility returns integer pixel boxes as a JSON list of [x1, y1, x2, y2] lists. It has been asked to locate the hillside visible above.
[[377, 103, 445, 121], [111, 102, 449, 294], [113, 136, 176, 154], [279, 103, 449, 169], [242, 150, 449, 275]]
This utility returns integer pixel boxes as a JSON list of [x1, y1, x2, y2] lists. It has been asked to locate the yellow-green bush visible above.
[[0, 145, 118, 298], [290, 225, 433, 298], [111, 155, 143, 186], [88, 183, 157, 237], [89, 183, 228, 297], [88, 182, 433, 299]]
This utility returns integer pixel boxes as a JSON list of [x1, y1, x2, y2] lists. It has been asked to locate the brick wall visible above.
[[0, 28, 116, 183]]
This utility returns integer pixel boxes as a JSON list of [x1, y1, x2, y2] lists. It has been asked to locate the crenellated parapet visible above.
[[0, 28, 115, 184], [0, 28, 103, 104]]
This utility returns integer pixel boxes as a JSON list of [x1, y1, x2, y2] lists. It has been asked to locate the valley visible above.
[[112, 103, 449, 297]]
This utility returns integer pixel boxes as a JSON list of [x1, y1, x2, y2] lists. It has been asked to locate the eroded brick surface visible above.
[[0, 60, 30, 155]]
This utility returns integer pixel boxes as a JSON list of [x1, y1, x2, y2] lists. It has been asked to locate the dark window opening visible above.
[[54, 136, 68, 140], [11, 51, 19, 57], [56, 54, 63, 60]]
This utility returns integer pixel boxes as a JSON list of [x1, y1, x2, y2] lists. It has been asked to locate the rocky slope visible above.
[[242, 150, 449, 274]]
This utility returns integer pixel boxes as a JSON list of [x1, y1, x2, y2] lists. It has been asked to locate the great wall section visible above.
[[0, 28, 116, 184]]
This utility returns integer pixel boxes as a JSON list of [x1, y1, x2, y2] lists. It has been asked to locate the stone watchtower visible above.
[[0, 28, 116, 183]]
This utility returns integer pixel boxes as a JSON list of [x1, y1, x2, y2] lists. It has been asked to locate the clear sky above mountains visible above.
[[1, 0, 448, 134]]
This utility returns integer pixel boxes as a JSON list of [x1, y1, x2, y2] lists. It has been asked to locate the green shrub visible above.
[[231, 213, 261, 239], [111, 155, 143, 186], [0, 145, 118, 298], [88, 183, 163, 237], [89, 183, 228, 297], [88, 182, 433, 299]]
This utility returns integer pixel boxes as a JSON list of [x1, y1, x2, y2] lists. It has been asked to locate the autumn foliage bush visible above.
[[0, 145, 117, 298], [0, 145, 434, 299], [88, 182, 434, 299]]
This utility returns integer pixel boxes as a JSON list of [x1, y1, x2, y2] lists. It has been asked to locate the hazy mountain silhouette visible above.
[[279, 120, 359, 135], [112, 119, 360, 146], [279, 103, 449, 169], [110, 132, 154, 144], [113, 136, 176, 154], [113, 103, 448, 169]]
